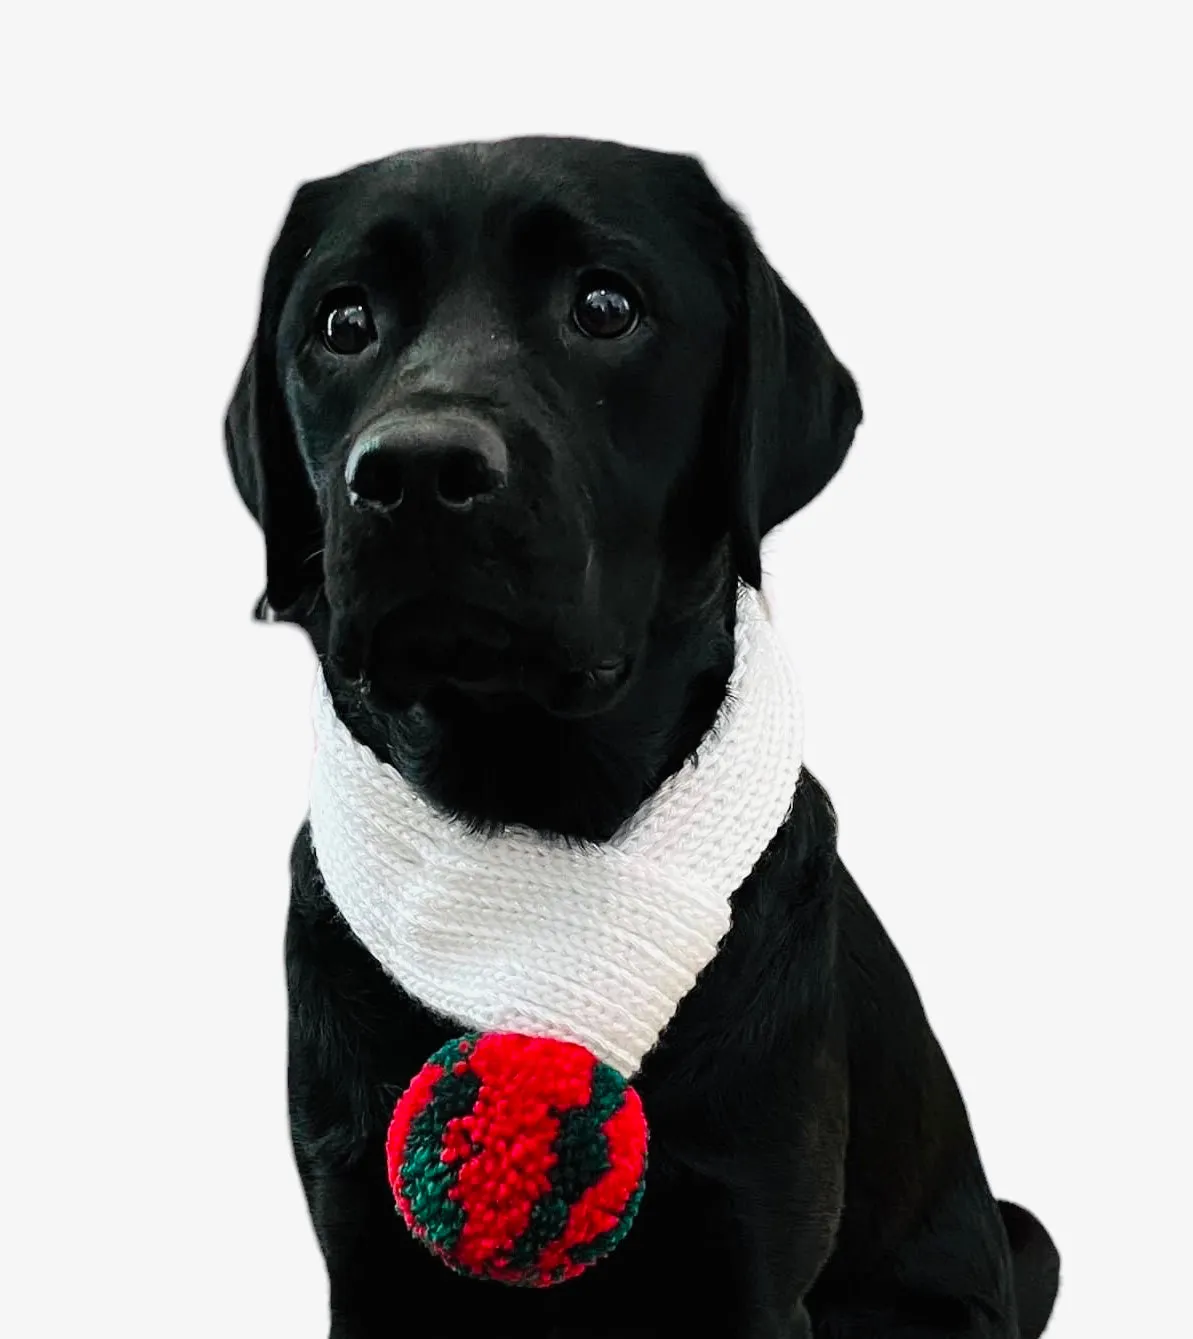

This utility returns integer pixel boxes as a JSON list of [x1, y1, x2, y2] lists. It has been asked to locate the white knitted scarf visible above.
[[308, 585, 803, 1078]]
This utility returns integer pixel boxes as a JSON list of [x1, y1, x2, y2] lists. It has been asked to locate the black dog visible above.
[[226, 137, 1059, 1338]]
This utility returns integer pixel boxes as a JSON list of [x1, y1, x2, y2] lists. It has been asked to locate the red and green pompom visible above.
[[386, 1032, 648, 1287]]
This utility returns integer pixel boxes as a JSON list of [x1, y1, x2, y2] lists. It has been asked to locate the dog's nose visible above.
[[344, 413, 509, 513]]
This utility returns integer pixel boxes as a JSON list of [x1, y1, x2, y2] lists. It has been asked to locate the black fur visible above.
[[226, 136, 1059, 1337]]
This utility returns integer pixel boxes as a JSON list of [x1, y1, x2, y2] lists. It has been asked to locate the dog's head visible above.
[[226, 137, 860, 718]]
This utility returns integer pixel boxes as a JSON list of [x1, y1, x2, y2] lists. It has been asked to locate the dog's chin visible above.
[[338, 601, 635, 721]]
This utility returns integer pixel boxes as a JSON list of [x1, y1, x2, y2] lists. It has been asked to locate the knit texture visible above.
[[308, 583, 803, 1077]]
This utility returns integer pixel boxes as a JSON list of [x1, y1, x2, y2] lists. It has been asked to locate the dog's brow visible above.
[[493, 198, 654, 267], [359, 215, 426, 261]]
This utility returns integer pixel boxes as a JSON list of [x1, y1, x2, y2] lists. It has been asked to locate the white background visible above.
[[3, 3, 1189, 1335]]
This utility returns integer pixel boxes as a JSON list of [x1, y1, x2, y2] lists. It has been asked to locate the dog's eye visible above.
[[572, 276, 639, 339], [321, 293, 376, 355]]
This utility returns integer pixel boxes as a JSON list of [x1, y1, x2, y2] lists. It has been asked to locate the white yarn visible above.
[[308, 584, 803, 1078]]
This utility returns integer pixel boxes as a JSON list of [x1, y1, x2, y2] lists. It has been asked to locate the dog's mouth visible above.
[[334, 598, 634, 719]]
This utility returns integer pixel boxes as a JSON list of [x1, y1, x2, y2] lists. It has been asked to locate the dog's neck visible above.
[[319, 577, 742, 842]]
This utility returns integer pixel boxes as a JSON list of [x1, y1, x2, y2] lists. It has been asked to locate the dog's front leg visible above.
[[745, 1303, 815, 1339], [537, 1144, 836, 1339], [290, 1137, 430, 1339], [545, 1301, 813, 1339], [296, 1142, 560, 1339]]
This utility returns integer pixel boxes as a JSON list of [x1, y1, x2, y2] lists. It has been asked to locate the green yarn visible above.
[[399, 1037, 480, 1252]]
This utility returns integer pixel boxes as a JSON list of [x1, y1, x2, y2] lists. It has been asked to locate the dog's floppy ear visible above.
[[722, 209, 863, 588], [225, 184, 326, 622]]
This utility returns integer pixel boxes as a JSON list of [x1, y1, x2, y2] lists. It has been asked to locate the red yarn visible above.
[[447, 1033, 595, 1276]]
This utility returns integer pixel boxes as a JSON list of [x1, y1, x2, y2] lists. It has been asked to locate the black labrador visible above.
[[225, 137, 1060, 1338]]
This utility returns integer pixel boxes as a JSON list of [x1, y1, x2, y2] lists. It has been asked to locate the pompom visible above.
[[386, 1033, 648, 1286]]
